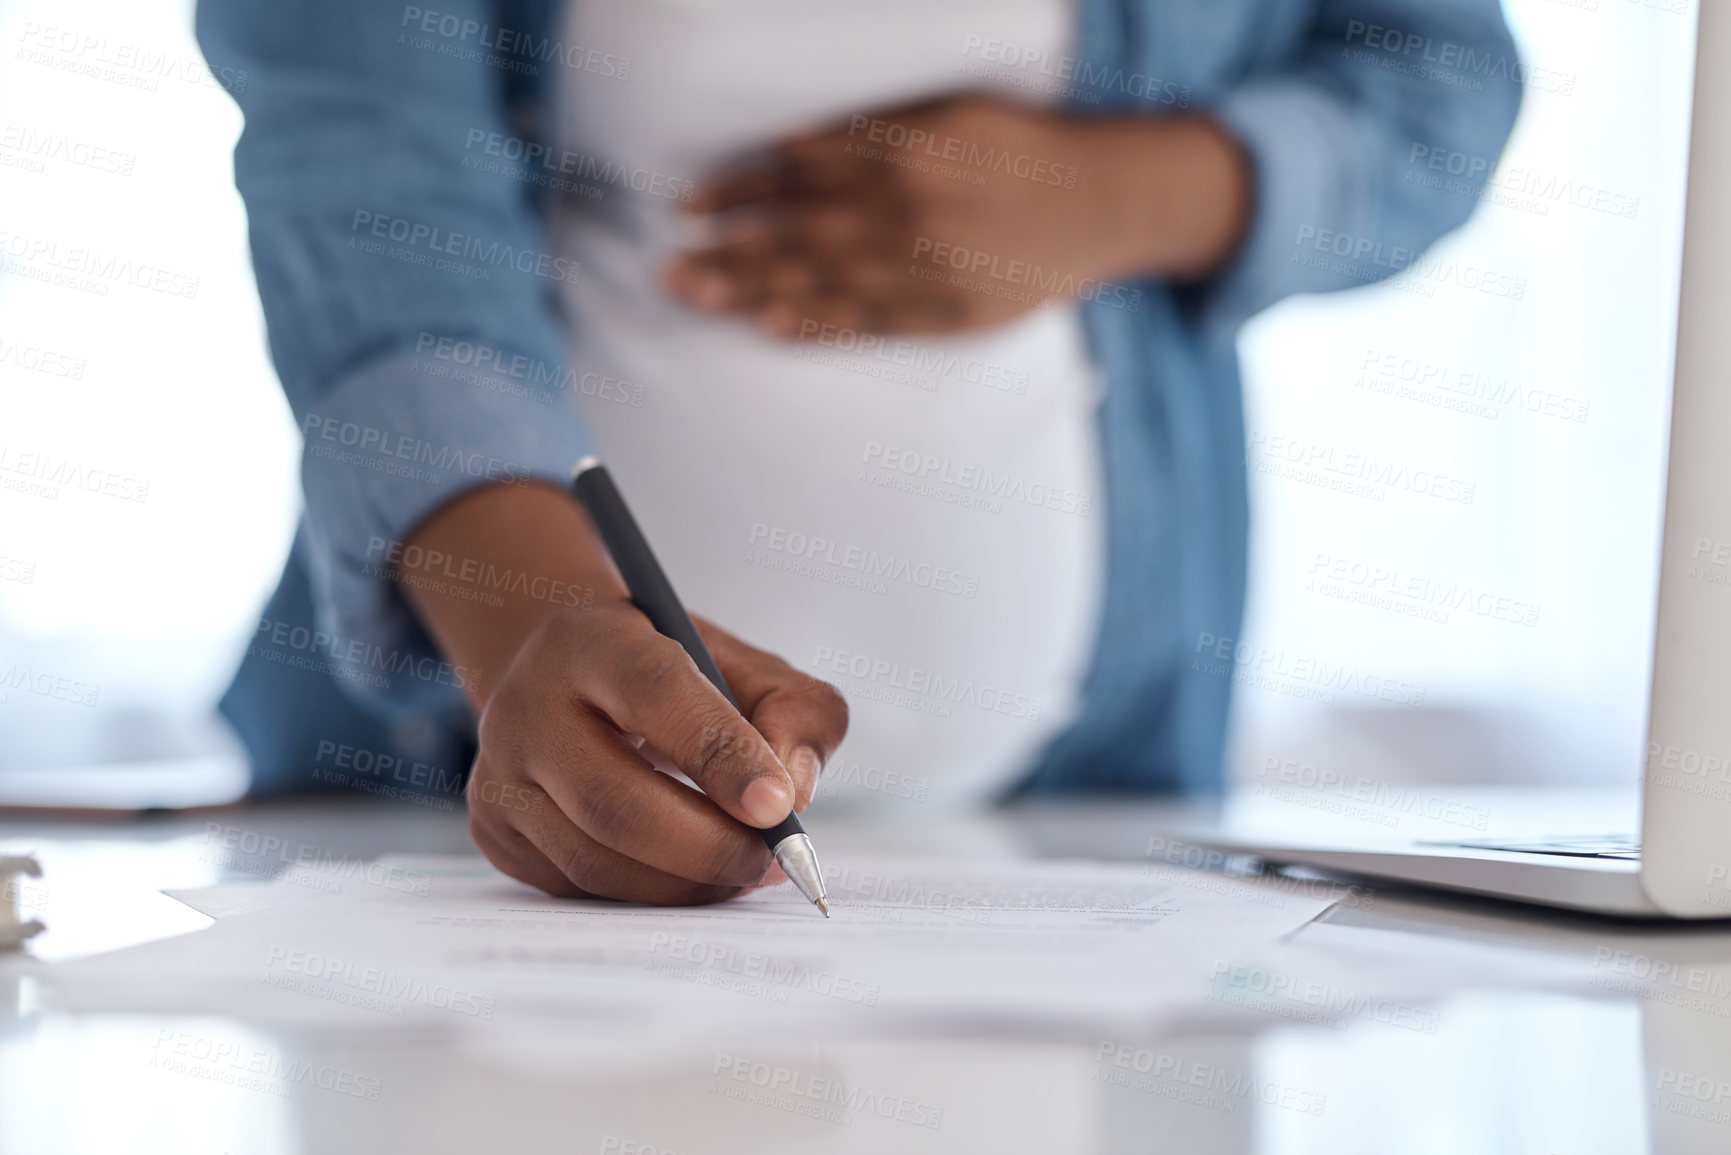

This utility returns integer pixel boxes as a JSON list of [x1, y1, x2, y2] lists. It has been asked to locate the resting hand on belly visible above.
[[394, 483, 849, 905], [664, 96, 1252, 338]]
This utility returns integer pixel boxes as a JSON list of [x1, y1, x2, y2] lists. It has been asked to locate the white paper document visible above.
[[38, 854, 1337, 1038]]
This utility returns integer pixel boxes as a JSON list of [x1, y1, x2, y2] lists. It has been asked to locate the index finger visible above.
[[690, 145, 865, 215]]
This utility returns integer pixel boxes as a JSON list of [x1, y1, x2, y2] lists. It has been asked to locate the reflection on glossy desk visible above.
[[3, 798, 1729, 1155]]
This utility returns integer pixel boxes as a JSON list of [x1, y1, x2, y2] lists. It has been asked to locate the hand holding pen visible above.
[[393, 472, 846, 909], [572, 459, 832, 914]]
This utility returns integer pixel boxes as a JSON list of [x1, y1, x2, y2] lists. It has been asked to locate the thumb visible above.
[[695, 619, 850, 811]]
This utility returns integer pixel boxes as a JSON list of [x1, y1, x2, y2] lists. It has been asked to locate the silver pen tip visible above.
[[772, 832, 828, 917]]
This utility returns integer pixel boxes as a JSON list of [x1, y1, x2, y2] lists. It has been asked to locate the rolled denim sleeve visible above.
[[1204, 0, 1523, 329], [198, 0, 590, 719]]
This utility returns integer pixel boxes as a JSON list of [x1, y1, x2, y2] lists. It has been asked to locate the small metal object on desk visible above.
[[0, 855, 45, 950]]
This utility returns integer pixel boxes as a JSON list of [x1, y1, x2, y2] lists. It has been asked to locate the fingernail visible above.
[[789, 746, 822, 789], [741, 775, 793, 826], [694, 273, 732, 309], [758, 301, 797, 335]]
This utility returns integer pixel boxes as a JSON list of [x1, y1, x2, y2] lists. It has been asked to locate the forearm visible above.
[[1067, 115, 1254, 284], [395, 482, 623, 712]]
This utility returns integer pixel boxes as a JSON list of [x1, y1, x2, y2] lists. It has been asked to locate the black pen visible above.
[[570, 457, 830, 917]]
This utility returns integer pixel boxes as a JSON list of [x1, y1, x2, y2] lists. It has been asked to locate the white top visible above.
[[553, 0, 1104, 811]]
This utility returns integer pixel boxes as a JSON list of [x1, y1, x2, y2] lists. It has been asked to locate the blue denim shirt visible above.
[[198, 0, 1520, 798]]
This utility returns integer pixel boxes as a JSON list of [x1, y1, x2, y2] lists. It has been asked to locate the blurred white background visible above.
[[0, 0, 299, 775], [0, 0, 1699, 790], [1232, 0, 1695, 787]]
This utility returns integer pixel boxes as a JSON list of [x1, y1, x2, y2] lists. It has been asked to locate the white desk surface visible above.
[[3, 797, 1729, 1155]]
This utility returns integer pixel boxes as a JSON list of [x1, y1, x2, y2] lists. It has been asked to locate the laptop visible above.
[[1175, 5, 1731, 919]]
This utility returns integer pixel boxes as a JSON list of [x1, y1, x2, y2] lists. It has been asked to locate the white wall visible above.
[[1231, 0, 1698, 788], [0, 0, 300, 770]]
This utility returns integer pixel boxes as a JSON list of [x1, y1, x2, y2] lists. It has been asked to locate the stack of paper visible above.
[[33, 854, 1340, 1043]]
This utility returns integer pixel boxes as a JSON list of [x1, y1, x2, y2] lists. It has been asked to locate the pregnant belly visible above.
[[554, 218, 1105, 811]]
